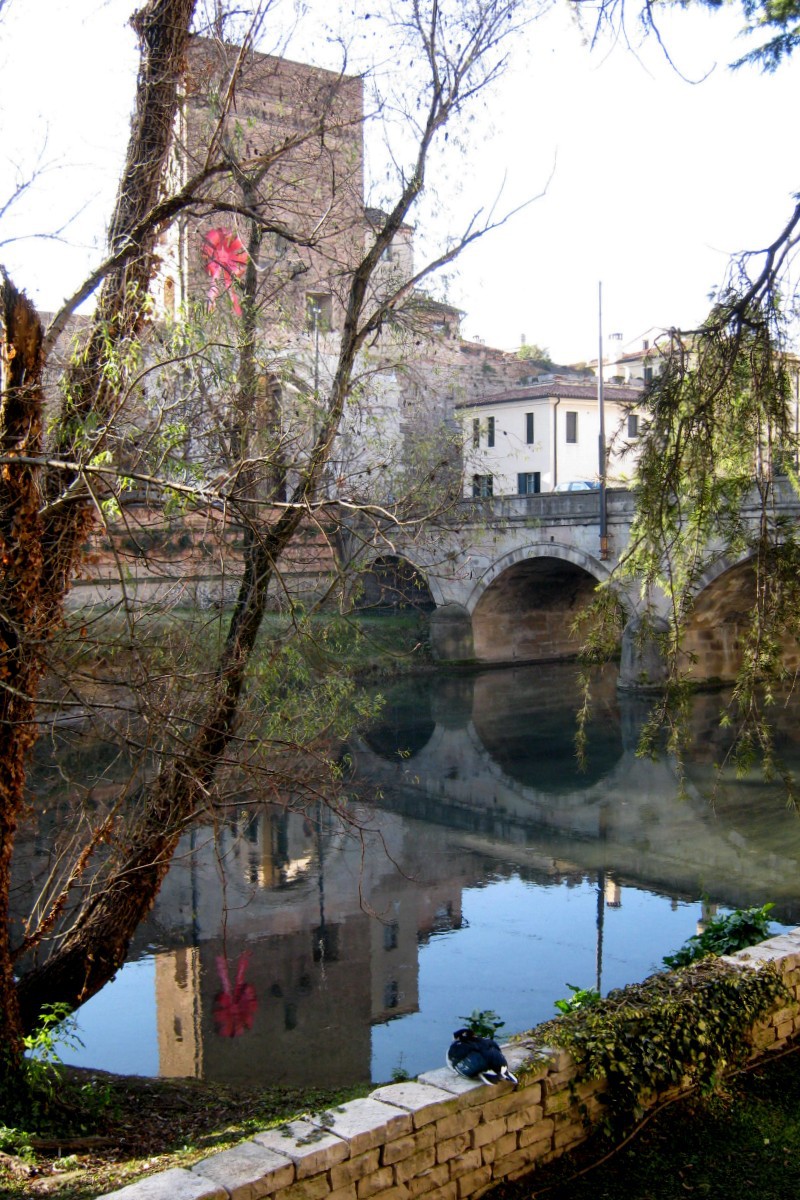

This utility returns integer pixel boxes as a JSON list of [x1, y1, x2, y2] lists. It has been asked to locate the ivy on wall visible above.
[[533, 958, 789, 1132]]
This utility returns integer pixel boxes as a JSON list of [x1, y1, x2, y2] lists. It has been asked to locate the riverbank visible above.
[[3, 1041, 799, 1200], [0, 1071, 371, 1200]]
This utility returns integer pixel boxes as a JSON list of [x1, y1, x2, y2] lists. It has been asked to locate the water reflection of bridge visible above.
[[140, 664, 800, 1089], [19, 663, 800, 1090], [355, 666, 800, 920]]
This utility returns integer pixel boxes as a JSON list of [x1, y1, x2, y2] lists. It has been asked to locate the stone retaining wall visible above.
[[100, 930, 800, 1200]]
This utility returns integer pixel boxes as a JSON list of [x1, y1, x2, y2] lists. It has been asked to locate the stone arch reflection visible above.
[[471, 664, 623, 791], [362, 678, 436, 760]]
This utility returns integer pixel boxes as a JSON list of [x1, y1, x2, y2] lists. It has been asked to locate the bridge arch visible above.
[[466, 542, 625, 665], [353, 553, 439, 611], [464, 541, 615, 615], [684, 552, 800, 684]]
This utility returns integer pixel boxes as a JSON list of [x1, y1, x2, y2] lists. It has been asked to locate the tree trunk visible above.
[[0, 277, 45, 1105], [41, 0, 198, 624], [1, 0, 197, 1060]]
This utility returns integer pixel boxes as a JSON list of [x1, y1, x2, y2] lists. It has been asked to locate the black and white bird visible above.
[[447, 1028, 518, 1086]]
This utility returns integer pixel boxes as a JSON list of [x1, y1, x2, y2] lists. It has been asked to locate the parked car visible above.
[[553, 480, 600, 493]]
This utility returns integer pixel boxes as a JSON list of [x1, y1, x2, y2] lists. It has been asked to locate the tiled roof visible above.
[[609, 348, 662, 363], [456, 381, 643, 410]]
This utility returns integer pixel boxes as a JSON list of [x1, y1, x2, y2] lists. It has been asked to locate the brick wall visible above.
[[66, 504, 338, 611], [178, 39, 364, 332], [99, 929, 800, 1200]]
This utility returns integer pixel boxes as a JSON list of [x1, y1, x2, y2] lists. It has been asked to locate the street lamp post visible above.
[[597, 282, 608, 560]]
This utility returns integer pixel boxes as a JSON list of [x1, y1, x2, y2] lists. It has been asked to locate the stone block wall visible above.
[[99, 930, 800, 1200]]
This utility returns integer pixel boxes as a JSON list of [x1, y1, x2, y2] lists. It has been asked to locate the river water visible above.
[[32, 662, 800, 1086]]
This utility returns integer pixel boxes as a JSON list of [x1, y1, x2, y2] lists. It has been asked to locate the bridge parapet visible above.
[[459, 487, 637, 530]]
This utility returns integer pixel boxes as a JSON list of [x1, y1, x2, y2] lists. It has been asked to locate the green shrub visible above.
[[545, 958, 788, 1132], [664, 904, 775, 969], [458, 1009, 505, 1039], [554, 983, 601, 1014]]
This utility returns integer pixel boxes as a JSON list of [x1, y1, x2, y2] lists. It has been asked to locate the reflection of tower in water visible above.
[[156, 945, 203, 1077], [152, 803, 462, 1086], [154, 806, 368, 1084], [595, 871, 622, 995]]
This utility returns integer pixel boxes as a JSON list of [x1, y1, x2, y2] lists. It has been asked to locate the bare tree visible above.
[[0, 0, 532, 1109]]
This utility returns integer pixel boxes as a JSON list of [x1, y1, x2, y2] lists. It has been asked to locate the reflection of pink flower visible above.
[[214, 951, 258, 1037], [202, 228, 247, 316]]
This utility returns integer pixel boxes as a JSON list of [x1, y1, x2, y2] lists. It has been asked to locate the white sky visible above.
[[0, 0, 797, 363]]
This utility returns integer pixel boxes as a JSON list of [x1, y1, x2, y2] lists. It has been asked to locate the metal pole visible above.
[[597, 281, 608, 559]]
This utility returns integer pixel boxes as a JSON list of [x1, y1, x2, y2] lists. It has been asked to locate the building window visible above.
[[627, 413, 640, 438], [306, 292, 332, 332], [384, 980, 399, 1010], [643, 365, 653, 385], [525, 412, 534, 444], [517, 472, 541, 495], [472, 418, 480, 449], [383, 922, 399, 950], [566, 411, 578, 443], [472, 474, 493, 498], [487, 416, 495, 447]]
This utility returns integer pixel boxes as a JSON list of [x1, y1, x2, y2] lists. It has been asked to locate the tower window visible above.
[[163, 276, 175, 318]]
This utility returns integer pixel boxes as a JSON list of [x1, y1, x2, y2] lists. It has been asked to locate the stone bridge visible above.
[[369, 484, 800, 689]]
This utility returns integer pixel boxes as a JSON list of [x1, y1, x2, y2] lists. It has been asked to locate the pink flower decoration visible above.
[[202, 227, 248, 316], [214, 951, 258, 1038]]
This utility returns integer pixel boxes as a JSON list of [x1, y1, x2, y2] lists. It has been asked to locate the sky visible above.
[[0, 0, 797, 364]]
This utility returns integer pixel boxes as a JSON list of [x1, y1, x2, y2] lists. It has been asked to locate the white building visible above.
[[601, 331, 666, 386], [459, 377, 644, 497]]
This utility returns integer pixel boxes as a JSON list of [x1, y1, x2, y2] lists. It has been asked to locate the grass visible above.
[[0, 1071, 371, 1200], [488, 1045, 800, 1200]]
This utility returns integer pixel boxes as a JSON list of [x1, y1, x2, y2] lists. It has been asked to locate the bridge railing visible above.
[[456, 487, 637, 525]]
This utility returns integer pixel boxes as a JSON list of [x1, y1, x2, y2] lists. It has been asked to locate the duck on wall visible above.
[[446, 1028, 518, 1086]]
